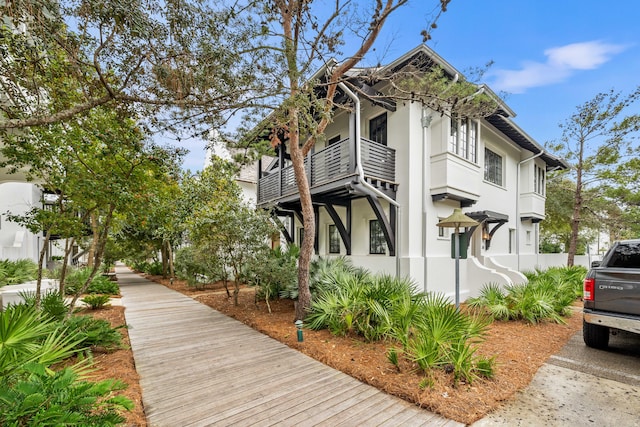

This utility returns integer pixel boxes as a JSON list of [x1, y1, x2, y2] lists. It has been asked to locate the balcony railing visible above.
[[258, 137, 395, 205]]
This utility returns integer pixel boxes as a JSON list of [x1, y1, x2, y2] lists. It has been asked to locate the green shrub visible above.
[[0, 305, 131, 426], [305, 264, 490, 384], [174, 246, 221, 290], [468, 266, 585, 324], [0, 258, 39, 287], [0, 305, 84, 379], [81, 294, 111, 310], [17, 290, 70, 321], [0, 363, 133, 426], [64, 268, 119, 295], [130, 260, 163, 275], [63, 315, 124, 352], [245, 245, 299, 310]]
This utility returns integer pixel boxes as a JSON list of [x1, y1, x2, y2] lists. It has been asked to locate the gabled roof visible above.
[[333, 44, 569, 171]]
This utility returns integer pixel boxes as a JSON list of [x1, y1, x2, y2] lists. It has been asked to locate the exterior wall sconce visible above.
[[482, 225, 491, 241]]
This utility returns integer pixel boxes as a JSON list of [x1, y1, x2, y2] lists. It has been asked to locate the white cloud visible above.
[[490, 41, 628, 94]]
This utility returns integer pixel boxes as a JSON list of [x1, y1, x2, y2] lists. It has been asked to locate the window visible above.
[[369, 220, 386, 254], [484, 148, 503, 186], [298, 227, 304, 248], [328, 225, 340, 254], [438, 218, 450, 238], [449, 116, 478, 162], [534, 164, 545, 195], [328, 135, 341, 146], [369, 113, 387, 146]]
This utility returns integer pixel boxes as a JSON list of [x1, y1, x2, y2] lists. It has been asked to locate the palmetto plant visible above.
[[0, 363, 132, 426], [0, 258, 39, 287], [0, 305, 84, 378], [305, 263, 491, 383], [468, 266, 583, 323]]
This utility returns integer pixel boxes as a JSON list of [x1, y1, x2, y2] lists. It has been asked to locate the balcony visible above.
[[257, 137, 396, 206], [519, 191, 546, 221]]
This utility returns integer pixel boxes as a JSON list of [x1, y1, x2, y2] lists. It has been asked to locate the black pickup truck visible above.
[[583, 239, 640, 348]]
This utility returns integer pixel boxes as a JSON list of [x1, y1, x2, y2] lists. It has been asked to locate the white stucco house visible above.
[[255, 45, 569, 301]]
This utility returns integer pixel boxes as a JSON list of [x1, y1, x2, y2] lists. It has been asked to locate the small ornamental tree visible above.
[[185, 157, 279, 305]]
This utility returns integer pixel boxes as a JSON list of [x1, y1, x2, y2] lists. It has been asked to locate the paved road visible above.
[[472, 328, 640, 426]]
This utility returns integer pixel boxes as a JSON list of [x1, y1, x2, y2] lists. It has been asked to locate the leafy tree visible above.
[[237, 0, 498, 320], [185, 158, 278, 305], [1, 105, 182, 310], [0, 0, 271, 134], [547, 88, 640, 265]]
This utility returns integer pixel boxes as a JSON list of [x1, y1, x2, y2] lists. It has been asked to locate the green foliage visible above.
[[544, 89, 640, 261], [81, 294, 112, 310], [174, 245, 221, 290], [0, 302, 130, 425], [468, 266, 584, 324], [475, 356, 497, 380], [18, 290, 70, 321], [0, 305, 84, 379], [405, 293, 489, 385], [65, 268, 120, 295], [62, 315, 123, 352], [245, 245, 299, 311], [131, 260, 163, 276], [386, 347, 400, 370], [0, 363, 133, 426], [305, 262, 491, 384], [418, 376, 434, 390], [0, 259, 39, 287]]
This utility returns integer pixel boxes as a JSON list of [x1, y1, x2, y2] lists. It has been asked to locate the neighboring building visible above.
[[255, 45, 568, 301], [204, 130, 273, 206], [0, 182, 42, 261]]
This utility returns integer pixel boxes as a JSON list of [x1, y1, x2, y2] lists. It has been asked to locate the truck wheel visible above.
[[583, 320, 609, 349]]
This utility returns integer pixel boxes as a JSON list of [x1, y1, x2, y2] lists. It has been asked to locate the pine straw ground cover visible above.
[[80, 304, 147, 427], [148, 275, 582, 425]]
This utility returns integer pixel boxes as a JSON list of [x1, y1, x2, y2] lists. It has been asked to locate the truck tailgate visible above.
[[594, 269, 640, 316]]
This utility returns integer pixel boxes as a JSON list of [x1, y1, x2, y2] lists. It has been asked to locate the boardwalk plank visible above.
[[117, 265, 463, 427]]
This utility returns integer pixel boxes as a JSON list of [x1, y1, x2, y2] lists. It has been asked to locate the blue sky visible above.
[[178, 0, 639, 170]]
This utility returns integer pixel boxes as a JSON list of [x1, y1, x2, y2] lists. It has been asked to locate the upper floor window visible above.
[[449, 116, 478, 162], [484, 148, 503, 186], [369, 220, 386, 254], [369, 113, 387, 146], [328, 135, 341, 146], [328, 225, 340, 254], [534, 164, 545, 196]]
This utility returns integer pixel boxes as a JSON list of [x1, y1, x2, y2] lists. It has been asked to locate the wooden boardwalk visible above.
[[117, 266, 463, 427]]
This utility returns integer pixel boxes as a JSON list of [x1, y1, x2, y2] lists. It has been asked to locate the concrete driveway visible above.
[[472, 329, 640, 426]]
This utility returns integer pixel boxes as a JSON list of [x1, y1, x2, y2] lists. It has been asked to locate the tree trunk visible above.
[[58, 237, 74, 295], [66, 206, 115, 317], [168, 241, 175, 278], [290, 133, 314, 321], [567, 139, 585, 267], [87, 211, 99, 268], [34, 230, 52, 309], [161, 240, 169, 278]]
